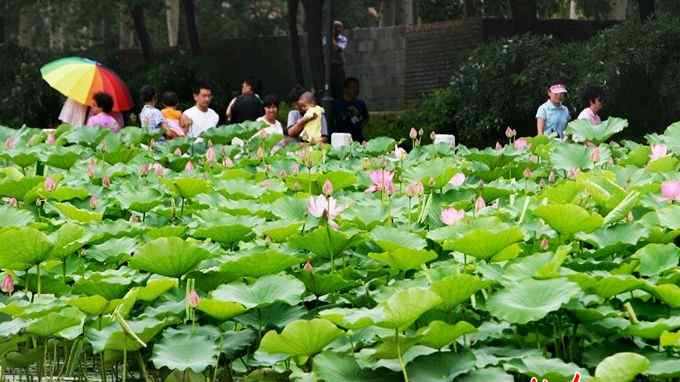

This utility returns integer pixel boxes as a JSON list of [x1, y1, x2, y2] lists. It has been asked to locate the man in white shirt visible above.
[[183, 81, 219, 139]]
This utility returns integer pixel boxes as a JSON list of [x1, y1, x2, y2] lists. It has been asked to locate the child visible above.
[[86, 92, 121, 133], [297, 92, 325, 144], [578, 86, 606, 126], [536, 81, 570, 138], [254, 94, 284, 138], [161, 91, 187, 139], [139, 85, 167, 134]]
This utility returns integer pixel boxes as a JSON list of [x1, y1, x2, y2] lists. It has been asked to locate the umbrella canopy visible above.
[[41, 57, 134, 112]]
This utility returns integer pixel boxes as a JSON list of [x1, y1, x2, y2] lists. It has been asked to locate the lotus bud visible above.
[[100, 141, 108, 152], [548, 171, 556, 183], [89, 195, 97, 209], [650, 144, 668, 162], [529, 155, 539, 163], [608, 158, 614, 165], [409, 128, 418, 140], [627, 212, 635, 222], [154, 163, 165, 177], [291, 163, 300, 174], [590, 147, 601, 163], [206, 146, 216, 163], [568, 168, 581, 179], [418, 128, 424, 137], [540, 238, 550, 250], [523, 168, 533, 178], [149, 139, 155, 148], [514, 138, 529, 151], [1, 274, 14, 295], [505, 127, 516, 138], [223, 157, 234, 168], [441, 207, 465, 226], [406, 182, 424, 198], [187, 289, 200, 308], [256, 146, 265, 160], [261, 179, 273, 189], [46, 132, 56, 145], [278, 170, 288, 178], [87, 159, 96, 178], [495, 142, 502, 150], [5, 197, 18, 207], [475, 196, 486, 215], [174, 147, 183, 156], [394, 146, 407, 160], [430, 131, 436, 141], [129, 214, 140, 223], [539, 179, 545, 188], [139, 164, 149, 176], [102, 176, 111, 188], [449, 173, 466, 187], [4, 137, 15, 150], [322, 180, 333, 196], [184, 160, 194, 173], [44, 176, 56, 192], [303, 259, 313, 273]]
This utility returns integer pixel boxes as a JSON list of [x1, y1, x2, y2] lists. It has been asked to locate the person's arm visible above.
[[536, 105, 546, 136], [288, 113, 316, 138], [226, 97, 237, 121]]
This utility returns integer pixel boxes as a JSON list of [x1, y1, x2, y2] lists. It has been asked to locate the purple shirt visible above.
[[87, 113, 121, 133]]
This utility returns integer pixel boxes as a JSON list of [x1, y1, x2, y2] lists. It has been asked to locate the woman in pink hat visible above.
[[536, 81, 570, 138]]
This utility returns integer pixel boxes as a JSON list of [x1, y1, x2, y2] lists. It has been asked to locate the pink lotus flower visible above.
[[548, 171, 556, 183], [291, 163, 300, 174], [409, 128, 418, 140], [46, 132, 56, 145], [102, 176, 111, 188], [139, 164, 149, 176], [540, 238, 550, 250], [322, 180, 333, 196], [260, 179, 273, 189], [650, 144, 668, 162], [523, 168, 533, 178], [44, 176, 56, 192], [449, 173, 466, 187], [174, 148, 182, 156], [475, 196, 486, 215], [394, 146, 407, 160], [187, 289, 200, 308], [184, 160, 194, 172], [303, 259, 313, 273], [441, 207, 465, 226], [154, 163, 165, 177], [406, 182, 424, 198], [223, 157, 234, 168], [495, 142, 503, 150], [206, 146, 216, 163], [514, 138, 529, 151], [4, 138, 15, 150], [505, 127, 517, 138], [661, 180, 680, 202], [5, 197, 17, 207], [307, 195, 344, 228], [87, 160, 96, 178], [89, 195, 98, 209], [568, 168, 581, 179], [1, 274, 14, 295], [590, 147, 601, 162], [367, 170, 396, 194]]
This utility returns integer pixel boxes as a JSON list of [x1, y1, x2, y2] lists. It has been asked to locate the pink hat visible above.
[[549, 83, 568, 94]]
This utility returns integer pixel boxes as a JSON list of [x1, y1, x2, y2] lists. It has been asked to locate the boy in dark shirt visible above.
[[332, 78, 369, 142]]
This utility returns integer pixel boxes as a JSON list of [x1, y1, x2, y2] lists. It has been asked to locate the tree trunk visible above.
[[166, 0, 180, 47], [119, 4, 135, 49], [288, 0, 305, 86], [130, 4, 154, 62], [182, 0, 201, 55], [382, 0, 398, 26], [509, 0, 536, 34], [638, 0, 655, 22], [608, 0, 628, 20], [401, 0, 415, 24], [464, 0, 479, 17], [569, 0, 578, 19], [302, 0, 324, 92]]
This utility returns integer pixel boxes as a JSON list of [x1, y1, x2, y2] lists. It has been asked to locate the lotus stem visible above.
[[325, 223, 335, 273], [122, 333, 127, 382], [36, 263, 41, 296], [137, 352, 151, 382], [395, 328, 409, 382], [518, 196, 531, 224]]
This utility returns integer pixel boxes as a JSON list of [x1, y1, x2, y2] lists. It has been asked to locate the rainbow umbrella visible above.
[[40, 57, 133, 112]]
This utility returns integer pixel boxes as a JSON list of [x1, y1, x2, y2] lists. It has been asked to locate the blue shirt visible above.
[[536, 100, 570, 137]]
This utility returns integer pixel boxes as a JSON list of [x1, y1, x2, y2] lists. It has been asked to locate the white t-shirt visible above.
[[255, 116, 284, 137], [183, 106, 219, 138], [59, 98, 88, 127]]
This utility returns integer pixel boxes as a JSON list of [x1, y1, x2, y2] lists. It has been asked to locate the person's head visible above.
[[262, 94, 279, 121], [343, 77, 360, 100], [92, 92, 114, 115], [583, 86, 607, 113], [333, 20, 344, 36], [162, 91, 179, 108], [547, 81, 567, 105], [140, 85, 157, 105], [192, 81, 213, 110], [288, 85, 307, 111], [298, 91, 317, 112], [242, 77, 257, 96]]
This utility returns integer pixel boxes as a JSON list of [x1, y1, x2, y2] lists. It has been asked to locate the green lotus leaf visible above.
[[86, 237, 138, 263], [52, 202, 103, 223], [625, 317, 680, 339], [26, 307, 84, 337], [653, 284, 680, 308], [64, 126, 108, 146], [369, 248, 437, 271], [39, 186, 89, 202], [656, 205, 680, 230], [647, 156, 679, 173], [222, 329, 258, 360], [0, 227, 53, 270], [235, 302, 306, 330], [211, 273, 305, 309], [151, 326, 220, 373], [406, 350, 476, 382], [534, 203, 603, 235], [313, 351, 398, 382], [603, 191, 640, 225], [136, 277, 178, 302], [129, 237, 213, 278], [634, 243, 678, 277], [371, 226, 426, 250], [551, 143, 594, 171], [486, 279, 580, 324], [416, 321, 477, 349], [289, 226, 360, 258], [660, 331, 680, 348], [0, 319, 28, 339], [0, 205, 34, 228], [67, 295, 109, 316], [45, 147, 81, 169], [592, 352, 649, 382], [271, 196, 308, 221], [378, 287, 442, 330], [460, 368, 514, 382], [116, 187, 163, 213], [163, 177, 212, 199], [567, 117, 627, 143], [298, 271, 359, 296], [577, 274, 647, 299], [73, 271, 134, 300], [217, 179, 265, 199], [87, 317, 175, 353], [219, 248, 302, 280], [506, 355, 591, 382], [538, 181, 585, 204], [319, 307, 385, 330], [645, 351, 680, 377], [404, 158, 458, 189], [576, 222, 648, 250], [49, 223, 88, 259], [257, 220, 304, 242], [259, 319, 343, 360], [144, 225, 187, 240], [0, 176, 43, 199], [197, 299, 247, 321], [315, 170, 358, 192], [431, 274, 494, 310], [191, 212, 255, 245], [443, 226, 523, 260]]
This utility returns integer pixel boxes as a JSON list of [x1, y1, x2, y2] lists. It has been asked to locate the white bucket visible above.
[[331, 133, 353, 149], [434, 134, 456, 147]]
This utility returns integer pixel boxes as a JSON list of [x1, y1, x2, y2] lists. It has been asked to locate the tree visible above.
[[509, 0, 536, 34], [166, 0, 180, 47], [288, 0, 305, 86], [182, 0, 201, 55], [302, 0, 324, 92], [638, 0, 655, 21], [130, 2, 154, 62]]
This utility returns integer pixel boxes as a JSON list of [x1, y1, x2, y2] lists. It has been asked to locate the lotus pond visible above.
[[0, 118, 679, 382]]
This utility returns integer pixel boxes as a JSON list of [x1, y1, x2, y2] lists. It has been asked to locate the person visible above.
[[226, 78, 264, 124], [161, 91, 189, 138], [183, 81, 220, 139], [254, 94, 284, 137], [332, 77, 369, 142], [86, 92, 121, 132], [58, 97, 88, 127], [331, 21, 348, 99], [536, 81, 570, 138], [294, 92, 325, 144], [286, 86, 330, 143], [578, 86, 606, 126], [139, 85, 168, 134]]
